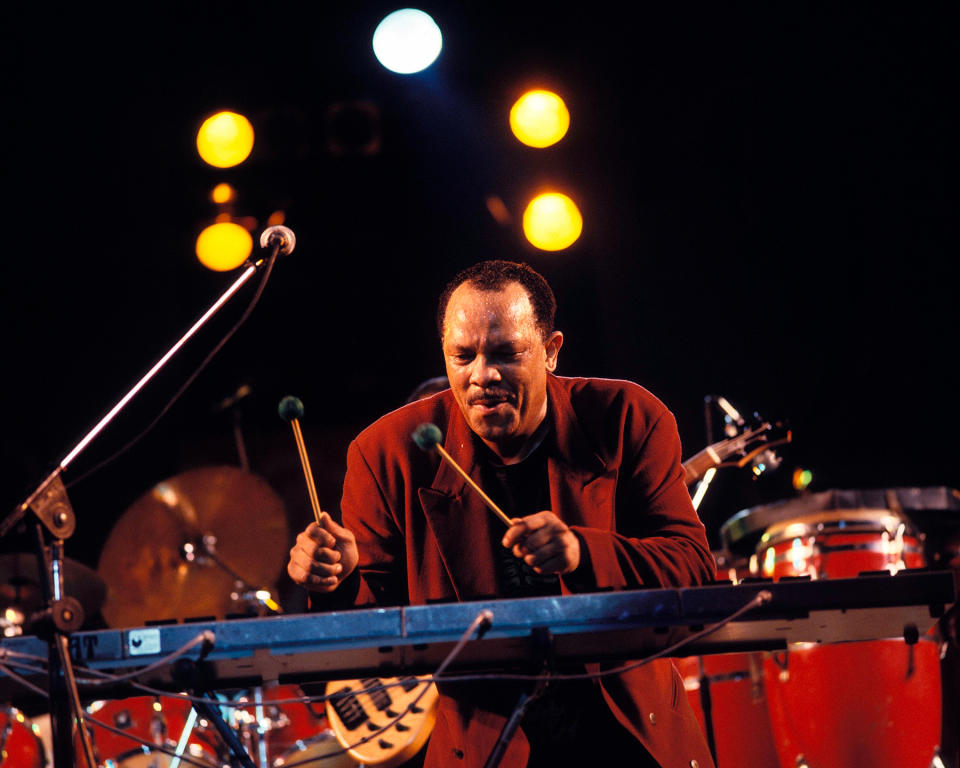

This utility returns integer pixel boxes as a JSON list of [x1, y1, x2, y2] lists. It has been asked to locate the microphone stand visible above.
[[483, 627, 553, 768], [1, 241, 283, 768]]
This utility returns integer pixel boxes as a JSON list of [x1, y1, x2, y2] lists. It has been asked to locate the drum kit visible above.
[[0, 466, 360, 768], [675, 487, 960, 768]]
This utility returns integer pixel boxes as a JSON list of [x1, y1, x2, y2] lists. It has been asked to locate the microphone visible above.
[[412, 423, 513, 527], [259, 225, 296, 256]]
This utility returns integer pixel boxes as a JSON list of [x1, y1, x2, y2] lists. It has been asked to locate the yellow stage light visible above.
[[196, 111, 254, 168], [195, 222, 253, 271], [211, 183, 235, 204], [522, 192, 582, 251], [510, 90, 570, 148]]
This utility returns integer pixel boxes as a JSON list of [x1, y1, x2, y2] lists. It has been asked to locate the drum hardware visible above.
[[168, 660, 258, 768], [0, 553, 106, 633], [231, 684, 356, 768], [180, 532, 283, 617]]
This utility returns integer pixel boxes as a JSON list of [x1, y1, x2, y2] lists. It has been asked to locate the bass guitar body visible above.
[[325, 676, 438, 767]]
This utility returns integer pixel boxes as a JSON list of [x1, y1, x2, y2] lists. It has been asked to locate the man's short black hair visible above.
[[436, 260, 557, 341]]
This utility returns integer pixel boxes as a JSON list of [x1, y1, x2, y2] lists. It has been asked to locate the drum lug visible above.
[[770, 650, 790, 682]]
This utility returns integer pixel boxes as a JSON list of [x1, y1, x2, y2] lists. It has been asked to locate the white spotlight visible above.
[[373, 9, 442, 74]]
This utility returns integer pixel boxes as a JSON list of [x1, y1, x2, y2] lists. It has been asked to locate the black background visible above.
[[2, 4, 957, 615]]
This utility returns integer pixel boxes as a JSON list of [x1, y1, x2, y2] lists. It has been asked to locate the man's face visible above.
[[442, 281, 562, 460]]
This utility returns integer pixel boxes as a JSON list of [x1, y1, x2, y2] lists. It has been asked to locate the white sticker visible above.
[[128, 629, 161, 656]]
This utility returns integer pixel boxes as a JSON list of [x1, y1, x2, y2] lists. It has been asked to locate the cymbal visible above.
[[96, 465, 290, 627], [0, 552, 106, 617]]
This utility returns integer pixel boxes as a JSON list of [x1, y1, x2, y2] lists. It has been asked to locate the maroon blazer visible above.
[[338, 374, 716, 768]]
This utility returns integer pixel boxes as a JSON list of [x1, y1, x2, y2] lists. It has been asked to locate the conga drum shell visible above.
[[765, 640, 941, 768], [0, 707, 45, 768], [675, 653, 781, 768]]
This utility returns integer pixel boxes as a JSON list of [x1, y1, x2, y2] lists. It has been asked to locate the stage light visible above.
[[485, 195, 511, 227], [373, 9, 442, 74], [792, 468, 813, 491], [211, 183, 235, 204], [195, 222, 253, 271], [196, 111, 254, 168], [522, 192, 582, 251], [510, 90, 570, 148]]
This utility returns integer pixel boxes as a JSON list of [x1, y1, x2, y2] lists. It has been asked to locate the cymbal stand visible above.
[[0, 237, 286, 768], [183, 534, 282, 615]]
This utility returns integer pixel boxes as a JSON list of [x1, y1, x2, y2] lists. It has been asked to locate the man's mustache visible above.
[[468, 390, 514, 404]]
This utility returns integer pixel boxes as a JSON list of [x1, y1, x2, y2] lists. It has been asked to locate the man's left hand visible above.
[[501, 511, 581, 575]]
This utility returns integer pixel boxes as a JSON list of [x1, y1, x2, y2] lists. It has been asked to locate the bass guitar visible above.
[[325, 675, 437, 767]]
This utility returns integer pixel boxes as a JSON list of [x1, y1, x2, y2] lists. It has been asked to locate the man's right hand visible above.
[[287, 514, 359, 592]]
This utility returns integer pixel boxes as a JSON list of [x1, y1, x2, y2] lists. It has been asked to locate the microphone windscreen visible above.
[[412, 423, 443, 451], [278, 395, 305, 422], [260, 225, 296, 255]]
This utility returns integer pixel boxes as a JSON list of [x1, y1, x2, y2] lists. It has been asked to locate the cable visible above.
[[79, 631, 214, 686], [407, 589, 774, 686], [0, 661, 48, 698], [65, 251, 278, 490]]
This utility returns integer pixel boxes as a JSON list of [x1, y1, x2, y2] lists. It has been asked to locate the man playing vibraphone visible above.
[[287, 260, 716, 768]]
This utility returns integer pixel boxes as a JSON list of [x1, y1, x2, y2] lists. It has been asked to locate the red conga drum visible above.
[[674, 551, 780, 768], [756, 509, 941, 768]]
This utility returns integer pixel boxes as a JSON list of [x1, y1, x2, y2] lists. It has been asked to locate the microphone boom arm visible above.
[[3, 251, 274, 540]]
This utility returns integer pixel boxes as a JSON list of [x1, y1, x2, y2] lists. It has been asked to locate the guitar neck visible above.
[[682, 444, 723, 485], [682, 422, 787, 486]]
